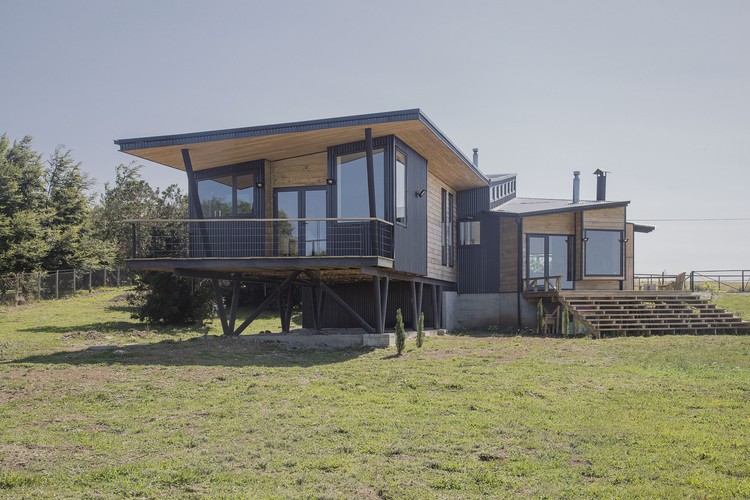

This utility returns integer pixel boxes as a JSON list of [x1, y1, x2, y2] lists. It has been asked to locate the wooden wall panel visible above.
[[583, 207, 625, 230], [426, 172, 456, 283], [499, 217, 518, 292], [624, 223, 634, 290], [523, 212, 575, 235], [575, 280, 622, 290]]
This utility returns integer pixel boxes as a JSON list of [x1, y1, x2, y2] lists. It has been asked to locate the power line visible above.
[[630, 217, 750, 222]]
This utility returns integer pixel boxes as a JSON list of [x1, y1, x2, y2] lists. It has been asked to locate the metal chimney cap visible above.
[[593, 168, 607, 176], [472, 148, 479, 153], [573, 170, 580, 176]]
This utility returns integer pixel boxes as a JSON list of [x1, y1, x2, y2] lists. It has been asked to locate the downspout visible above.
[[516, 216, 523, 328]]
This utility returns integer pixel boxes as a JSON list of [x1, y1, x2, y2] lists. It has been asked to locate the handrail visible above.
[[124, 217, 394, 226]]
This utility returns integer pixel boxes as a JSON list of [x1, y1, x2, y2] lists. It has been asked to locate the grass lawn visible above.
[[1, 290, 750, 497]]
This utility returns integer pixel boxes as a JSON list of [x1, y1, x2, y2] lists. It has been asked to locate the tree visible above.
[[127, 271, 215, 325], [43, 146, 111, 269], [92, 163, 187, 264], [0, 134, 51, 274]]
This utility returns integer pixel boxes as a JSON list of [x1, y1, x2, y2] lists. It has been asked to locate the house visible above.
[[114, 109, 653, 335]]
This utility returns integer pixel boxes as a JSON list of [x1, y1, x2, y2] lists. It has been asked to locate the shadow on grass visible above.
[[9, 336, 375, 368], [18, 321, 207, 336]]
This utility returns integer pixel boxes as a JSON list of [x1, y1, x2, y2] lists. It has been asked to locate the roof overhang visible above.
[[114, 109, 488, 190], [491, 198, 630, 218], [631, 223, 656, 233]]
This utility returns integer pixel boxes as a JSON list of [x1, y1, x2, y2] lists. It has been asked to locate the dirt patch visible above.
[[0, 443, 91, 471], [422, 348, 528, 363]]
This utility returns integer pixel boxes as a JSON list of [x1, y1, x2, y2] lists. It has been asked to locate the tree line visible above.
[[0, 133, 187, 275]]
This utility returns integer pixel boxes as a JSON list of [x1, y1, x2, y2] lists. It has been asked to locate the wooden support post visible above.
[[410, 281, 418, 330], [304, 270, 374, 333], [373, 276, 383, 334], [72, 269, 76, 293], [284, 285, 294, 332], [212, 278, 229, 335], [234, 271, 301, 336], [380, 277, 389, 331], [315, 285, 325, 331], [416, 282, 423, 319], [88, 269, 92, 292], [228, 277, 241, 333], [55, 270, 59, 299], [37, 273, 41, 299]]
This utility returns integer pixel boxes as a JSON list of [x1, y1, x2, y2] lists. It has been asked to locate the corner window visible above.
[[584, 229, 623, 276], [448, 193, 455, 267], [336, 148, 384, 219], [197, 172, 255, 218], [441, 189, 447, 265], [459, 221, 481, 245], [395, 150, 406, 225]]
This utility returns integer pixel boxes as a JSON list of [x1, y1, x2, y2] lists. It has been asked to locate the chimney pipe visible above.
[[594, 169, 607, 201], [472, 148, 479, 167], [572, 171, 580, 203]]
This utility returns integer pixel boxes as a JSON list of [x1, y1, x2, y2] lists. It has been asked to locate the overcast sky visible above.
[[2, 0, 748, 273]]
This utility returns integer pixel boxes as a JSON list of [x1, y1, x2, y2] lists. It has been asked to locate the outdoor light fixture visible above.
[[326, 178, 336, 185], [255, 181, 264, 189], [416, 189, 426, 197]]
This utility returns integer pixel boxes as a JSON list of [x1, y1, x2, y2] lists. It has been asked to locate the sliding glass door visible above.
[[527, 235, 573, 289], [274, 187, 326, 257]]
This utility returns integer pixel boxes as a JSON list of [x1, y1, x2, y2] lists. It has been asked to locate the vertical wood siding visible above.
[[426, 172, 457, 283]]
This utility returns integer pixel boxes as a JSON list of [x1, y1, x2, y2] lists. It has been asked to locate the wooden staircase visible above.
[[555, 291, 750, 338]]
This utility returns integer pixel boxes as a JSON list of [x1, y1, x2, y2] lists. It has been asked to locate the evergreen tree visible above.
[[0, 134, 51, 273], [43, 146, 110, 269]]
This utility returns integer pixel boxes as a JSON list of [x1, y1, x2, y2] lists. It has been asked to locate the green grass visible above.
[[715, 293, 750, 321], [1, 290, 750, 497]]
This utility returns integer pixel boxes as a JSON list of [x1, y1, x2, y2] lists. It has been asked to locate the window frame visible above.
[[395, 148, 407, 227], [583, 229, 624, 277], [459, 220, 481, 246], [193, 162, 261, 219]]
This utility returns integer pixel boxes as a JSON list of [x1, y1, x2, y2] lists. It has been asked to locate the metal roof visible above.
[[491, 197, 630, 216]]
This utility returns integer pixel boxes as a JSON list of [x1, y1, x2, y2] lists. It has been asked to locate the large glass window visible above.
[[198, 177, 233, 218], [336, 148, 384, 219], [395, 150, 406, 225], [459, 220, 481, 245], [197, 171, 256, 218], [584, 229, 623, 276], [441, 189, 447, 265], [448, 193, 455, 266]]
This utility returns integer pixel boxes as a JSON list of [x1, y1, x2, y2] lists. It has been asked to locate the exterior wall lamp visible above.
[[326, 178, 336, 185], [255, 181, 264, 188], [416, 189, 426, 198]]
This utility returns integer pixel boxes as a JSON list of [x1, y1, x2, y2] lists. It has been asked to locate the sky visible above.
[[1, 0, 748, 273]]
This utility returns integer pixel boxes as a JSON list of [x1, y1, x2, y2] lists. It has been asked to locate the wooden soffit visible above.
[[115, 110, 488, 190]]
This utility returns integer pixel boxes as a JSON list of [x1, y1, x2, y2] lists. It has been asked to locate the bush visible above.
[[416, 311, 425, 348], [395, 308, 406, 355], [127, 271, 215, 325]]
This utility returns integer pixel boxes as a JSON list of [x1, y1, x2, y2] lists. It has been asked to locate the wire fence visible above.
[[635, 270, 750, 293], [0, 268, 134, 305]]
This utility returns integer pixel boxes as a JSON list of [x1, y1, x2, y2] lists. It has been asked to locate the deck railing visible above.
[[127, 218, 393, 260], [524, 275, 562, 292]]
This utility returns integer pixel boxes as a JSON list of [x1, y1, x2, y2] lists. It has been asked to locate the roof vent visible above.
[[572, 171, 580, 204], [472, 148, 479, 168]]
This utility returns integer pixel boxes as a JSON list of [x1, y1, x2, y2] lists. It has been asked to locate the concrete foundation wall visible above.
[[443, 291, 538, 331]]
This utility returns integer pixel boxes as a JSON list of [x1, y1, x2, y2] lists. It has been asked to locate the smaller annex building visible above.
[[115, 109, 653, 334]]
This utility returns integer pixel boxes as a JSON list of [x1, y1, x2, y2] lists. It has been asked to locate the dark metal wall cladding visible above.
[[301, 281, 437, 329], [393, 138, 428, 275], [456, 213, 501, 293], [457, 186, 490, 218]]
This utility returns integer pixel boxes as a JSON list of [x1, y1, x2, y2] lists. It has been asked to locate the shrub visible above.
[[127, 271, 215, 325], [537, 299, 544, 333], [395, 308, 406, 355], [562, 305, 570, 338], [416, 311, 425, 348]]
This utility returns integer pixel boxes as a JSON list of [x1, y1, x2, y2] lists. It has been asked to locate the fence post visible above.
[[88, 269, 92, 292], [743, 270, 746, 292], [37, 273, 41, 299], [73, 269, 76, 293], [690, 271, 694, 292], [55, 270, 59, 299], [117, 267, 121, 287]]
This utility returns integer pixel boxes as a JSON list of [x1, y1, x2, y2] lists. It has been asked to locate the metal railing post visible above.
[[690, 271, 694, 292], [742, 270, 746, 292]]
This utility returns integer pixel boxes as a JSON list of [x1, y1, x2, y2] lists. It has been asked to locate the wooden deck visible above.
[[549, 291, 750, 338]]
